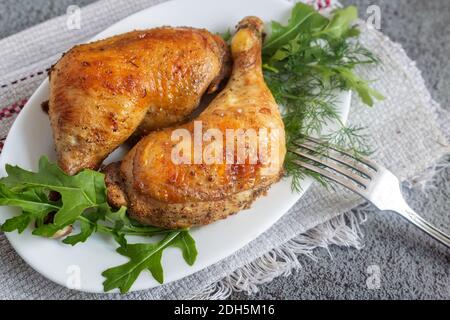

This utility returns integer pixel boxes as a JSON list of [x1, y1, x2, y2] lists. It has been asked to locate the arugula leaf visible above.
[[0, 156, 169, 241], [0, 184, 57, 216], [333, 66, 384, 106], [263, 2, 327, 55], [170, 231, 197, 265], [0, 185, 56, 233], [106, 205, 173, 238], [1, 212, 32, 233], [62, 211, 103, 245], [0, 156, 108, 231], [102, 231, 197, 293], [313, 6, 358, 39], [32, 223, 65, 237], [0, 157, 198, 293]]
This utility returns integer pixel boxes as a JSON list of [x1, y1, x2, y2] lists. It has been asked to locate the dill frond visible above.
[[261, 3, 383, 191]]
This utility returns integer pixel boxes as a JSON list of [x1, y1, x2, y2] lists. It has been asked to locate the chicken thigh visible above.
[[49, 27, 230, 175], [104, 16, 286, 228]]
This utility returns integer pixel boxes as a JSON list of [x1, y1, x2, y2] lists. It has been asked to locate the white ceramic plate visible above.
[[0, 0, 350, 293]]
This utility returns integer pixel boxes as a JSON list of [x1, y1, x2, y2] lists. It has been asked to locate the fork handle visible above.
[[393, 206, 450, 248]]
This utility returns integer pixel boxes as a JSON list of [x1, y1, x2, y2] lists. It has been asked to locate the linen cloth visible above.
[[0, 0, 449, 299]]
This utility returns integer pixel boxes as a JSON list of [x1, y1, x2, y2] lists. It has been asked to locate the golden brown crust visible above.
[[103, 162, 128, 208], [128, 178, 280, 229], [206, 34, 233, 94], [49, 27, 230, 175], [106, 17, 287, 229]]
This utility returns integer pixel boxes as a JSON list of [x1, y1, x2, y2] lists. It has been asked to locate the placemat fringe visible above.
[[190, 209, 367, 299]]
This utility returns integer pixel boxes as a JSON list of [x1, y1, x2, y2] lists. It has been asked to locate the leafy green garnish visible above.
[[0, 185, 56, 233], [262, 3, 383, 190], [263, 3, 324, 54], [102, 231, 197, 293], [0, 156, 197, 293], [62, 210, 103, 245], [313, 6, 358, 39], [1, 156, 107, 229]]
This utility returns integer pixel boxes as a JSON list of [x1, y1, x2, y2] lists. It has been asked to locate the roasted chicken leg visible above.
[[49, 27, 230, 175], [104, 17, 286, 228]]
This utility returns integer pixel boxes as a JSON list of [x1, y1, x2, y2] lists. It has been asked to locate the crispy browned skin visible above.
[[104, 17, 286, 228], [49, 27, 230, 175]]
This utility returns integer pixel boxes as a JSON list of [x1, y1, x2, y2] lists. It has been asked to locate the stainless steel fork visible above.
[[290, 136, 450, 247]]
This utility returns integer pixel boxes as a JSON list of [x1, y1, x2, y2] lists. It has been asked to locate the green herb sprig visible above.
[[0, 156, 197, 293], [261, 3, 383, 191]]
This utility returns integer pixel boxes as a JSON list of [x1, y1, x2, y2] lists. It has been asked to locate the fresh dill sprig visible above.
[[261, 3, 383, 191]]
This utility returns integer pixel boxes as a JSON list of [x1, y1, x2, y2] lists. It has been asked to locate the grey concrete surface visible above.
[[0, 0, 449, 300]]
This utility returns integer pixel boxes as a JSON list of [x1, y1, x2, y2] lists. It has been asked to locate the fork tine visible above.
[[289, 148, 369, 187], [293, 141, 374, 179], [302, 136, 379, 171], [292, 160, 367, 196]]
